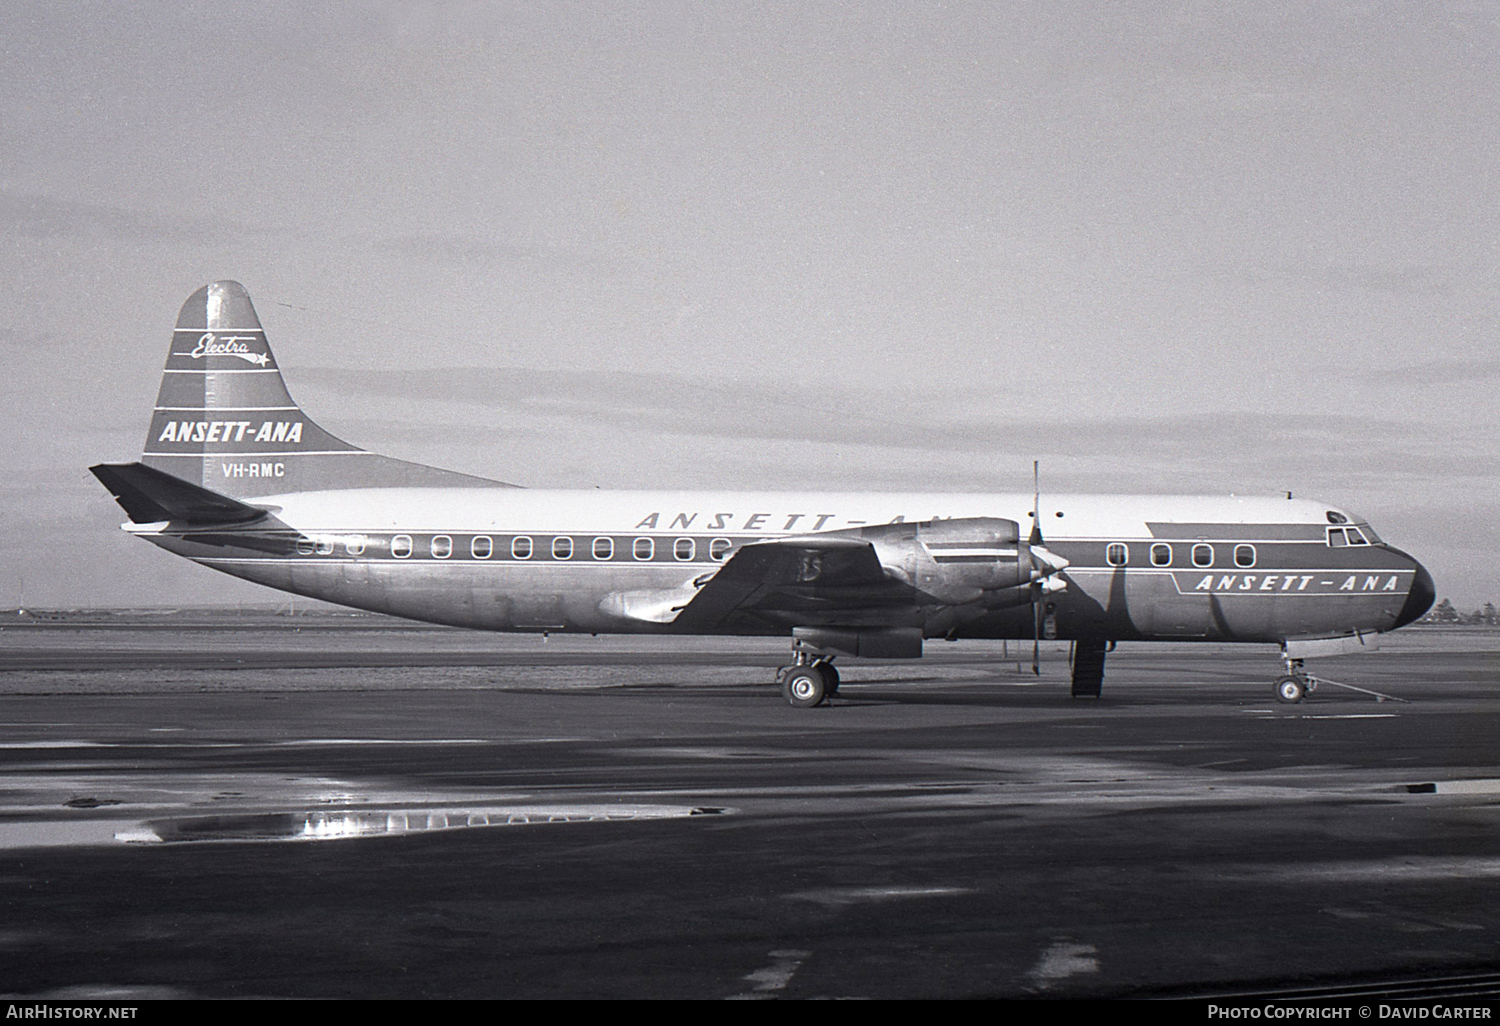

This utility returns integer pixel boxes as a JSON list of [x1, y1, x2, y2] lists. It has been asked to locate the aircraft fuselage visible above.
[[131, 488, 1430, 645]]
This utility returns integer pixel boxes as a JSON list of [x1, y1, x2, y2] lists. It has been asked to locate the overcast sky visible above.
[[2, 1, 1496, 608]]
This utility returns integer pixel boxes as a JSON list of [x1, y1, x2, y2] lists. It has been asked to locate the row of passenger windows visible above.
[[1106, 543, 1259, 569], [296, 534, 734, 561], [298, 532, 1371, 564], [1107, 534, 1369, 568]]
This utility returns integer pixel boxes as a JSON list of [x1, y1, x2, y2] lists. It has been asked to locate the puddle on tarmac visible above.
[[1404, 778, 1500, 795], [134, 804, 728, 844], [0, 770, 730, 849], [0, 804, 729, 849]]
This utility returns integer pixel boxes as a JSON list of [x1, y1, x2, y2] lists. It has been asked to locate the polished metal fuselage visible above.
[[133, 488, 1431, 645]]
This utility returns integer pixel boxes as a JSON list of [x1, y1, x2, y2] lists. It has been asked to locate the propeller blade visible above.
[[1031, 580, 1042, 675], [1029, 460, 1043, 546], [1030, 546, 1069, 576], [1030, 459, 1042, 674]]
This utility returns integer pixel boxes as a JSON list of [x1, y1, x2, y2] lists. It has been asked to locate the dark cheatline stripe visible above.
[[1146, 523, 1328, 540]]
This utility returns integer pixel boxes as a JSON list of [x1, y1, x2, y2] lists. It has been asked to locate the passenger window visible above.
[[392, 535, 412, 559], [510, 536, 532, 560], [431, 535, 452, 559], [674, 537, 695, 561], [1192, 543, 1213, 568], [1234, 544, 1256, 568], [552, 536, 573, 560], [633, 537, 654, 561], [1346, 527, 1368, 545], [1106, 543, 1128, 567], [345, 535, 366, 556], [315, 538, 335, 555], [1150, 543, 1172, 567], [1328, 528, 1348, 547], [593, 536, 613, 560], [471, 535, 493, 559], [296, 538, 315, 556], [710, 538, 732, 561]]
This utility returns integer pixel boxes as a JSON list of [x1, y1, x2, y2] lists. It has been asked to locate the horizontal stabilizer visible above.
[[89, 462, 271, 525]]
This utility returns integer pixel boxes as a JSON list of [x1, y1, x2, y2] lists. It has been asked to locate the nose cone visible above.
[[1392, 553, 1436, 629]]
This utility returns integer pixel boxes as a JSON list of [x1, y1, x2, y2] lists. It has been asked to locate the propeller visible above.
[[1031, 462, 1042, 675], [1026, 461, 1071, 675]]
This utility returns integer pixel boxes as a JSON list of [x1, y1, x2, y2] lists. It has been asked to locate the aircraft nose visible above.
[[1392, 552, 1435, 629]]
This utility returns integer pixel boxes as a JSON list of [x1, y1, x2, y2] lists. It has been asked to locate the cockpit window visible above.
[[1326, 511, 1349, 524], [1346, 527, 1368, 545], [1327, 528, 1348, 547]]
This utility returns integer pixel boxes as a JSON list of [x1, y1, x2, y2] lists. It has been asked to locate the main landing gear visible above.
[[1274, 656, 1317, 704], [776, 644, 839, 708]]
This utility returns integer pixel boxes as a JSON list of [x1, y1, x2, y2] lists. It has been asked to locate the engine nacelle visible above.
[[850, 517, 1051, 606]]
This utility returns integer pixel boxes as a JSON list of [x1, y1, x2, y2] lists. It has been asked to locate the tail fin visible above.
[[141, 281, 511, 497]]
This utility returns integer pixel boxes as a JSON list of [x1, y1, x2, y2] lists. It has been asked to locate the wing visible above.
[[597, 516, 1060, 631], [670, 536, 904, 632]]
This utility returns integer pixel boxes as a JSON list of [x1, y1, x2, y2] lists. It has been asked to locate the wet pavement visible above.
[[0, 615, 1497, 998]]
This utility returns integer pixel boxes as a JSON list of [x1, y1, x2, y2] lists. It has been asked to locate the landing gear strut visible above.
[[1274, 656, 1316, 704], [776, 643, 838, 707]]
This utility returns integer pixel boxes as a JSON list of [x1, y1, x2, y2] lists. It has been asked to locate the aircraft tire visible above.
[[813, 660, 839, 695], [1274, 675, 1306, 704], [782, 665, 828, 708]]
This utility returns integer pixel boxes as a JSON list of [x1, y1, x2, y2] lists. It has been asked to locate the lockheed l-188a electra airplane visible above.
[[91, 282, 1435, 707]]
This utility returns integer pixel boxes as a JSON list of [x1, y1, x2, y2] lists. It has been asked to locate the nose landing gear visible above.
[[1275, 674, 1307, 704], [1274, 655, 1316, 704]]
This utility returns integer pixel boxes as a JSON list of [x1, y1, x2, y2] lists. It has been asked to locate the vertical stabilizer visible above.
[[141, 281, 508, 497]]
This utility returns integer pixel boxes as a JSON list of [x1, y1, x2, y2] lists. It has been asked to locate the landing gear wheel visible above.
[[782, 665, 829, 708], [813, 660, 839, 696], [1275, 675, 1307, 704]]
